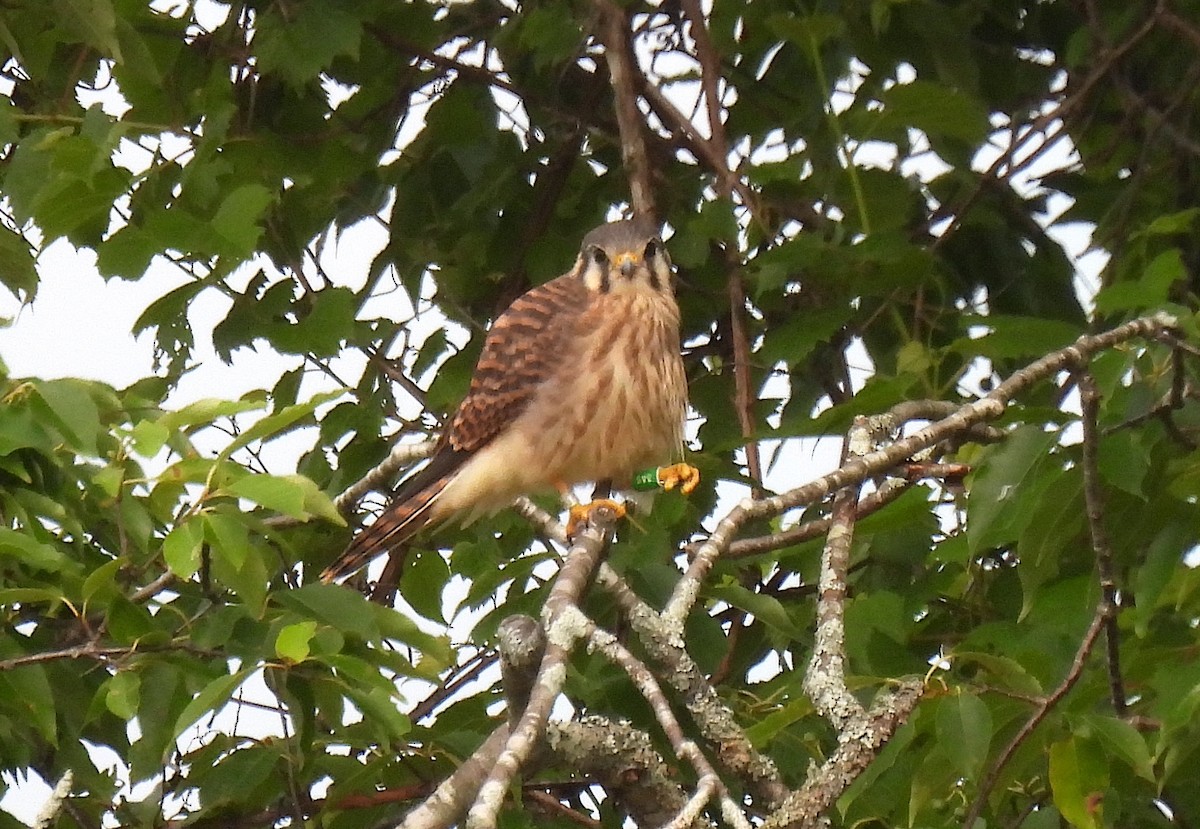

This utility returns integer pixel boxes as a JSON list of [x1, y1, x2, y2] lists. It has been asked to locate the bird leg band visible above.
[[632, 463, 701, 494]]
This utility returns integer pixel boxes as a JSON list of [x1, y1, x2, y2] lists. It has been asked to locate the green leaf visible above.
[[343, 684, 411, 743], [967, 425, 1060, 554], [0, 587, 64, 606], [218, 390, 343, 460], [225, 472, 343, 524], [1094, 249, 1183, 315], [0, 224, 38, 300], [951, 651, 1043, 697], [1132, 523, 1189, 637], [1081, 714, 1154, 782], [54, 0, 123, 60], [0, 528, 73, 573], [0, 640, 57, 744], [210, 184, 273, 257], [280, 584, 379, 641], [203, 511, 252, 571], [275, 621, 319, 664], [1140, 208, 1200, 236], [170, 667, 254, 747], [105, 670, 141, 720], [157, 395, 267, 433], [1097, 428, 1150, 497], [935, 691, 992, 780], [93, 464, 125, 498], [1048, 738, 1104, 829], [162, 517, 205, 579], [1016, 468, 1083, 618], [131, 419, 170, 457], [196, 745, 280, 810], [956, 315, 1081, 360], [876, 79, 990, 144], [254, 1, 362, 87], [399, 547, 451, 624], [266, 287, 359, 358], [225, 474, 306, 518], [769, 12, 846, 49], [82, 558, 123, 605], [757, 307, 852, 368], [708, 582, 808, 640], [32, 378, 102, 454]]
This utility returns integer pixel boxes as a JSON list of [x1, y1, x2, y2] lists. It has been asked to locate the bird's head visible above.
[[576, 218, 672, 295]]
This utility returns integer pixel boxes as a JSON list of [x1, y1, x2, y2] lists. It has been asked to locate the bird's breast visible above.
[[533, 288, 686, 485]]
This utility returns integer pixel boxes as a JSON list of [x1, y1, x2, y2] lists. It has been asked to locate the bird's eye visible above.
[[590, 247, 608, 265], [643, 240, 660, 259]]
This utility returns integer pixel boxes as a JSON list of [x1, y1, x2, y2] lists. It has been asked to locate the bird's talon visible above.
[[658, 463, 701, 495], [566, 498, 627, 537]]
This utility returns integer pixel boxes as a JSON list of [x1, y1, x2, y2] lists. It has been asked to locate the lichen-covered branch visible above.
[[665, 312, 1177, 626], [803, 416, 870, 729], [465, 511, 617, 829], [586, 623, 752, 829], [594, 564, 790, 809], [762, 680, 924, 829]]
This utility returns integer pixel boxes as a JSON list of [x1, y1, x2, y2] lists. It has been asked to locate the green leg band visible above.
[[632, 467, 662, 492]]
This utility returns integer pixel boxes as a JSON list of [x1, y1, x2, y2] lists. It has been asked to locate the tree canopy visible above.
[[1, 1, 1199, 827]]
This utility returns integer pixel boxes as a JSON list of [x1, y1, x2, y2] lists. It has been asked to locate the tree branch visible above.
[[1078, 372, 1127, 717], [803, 416, 870, 729], [593, 0, 657, 220], [594, 563, 790, 808], [465, 509, 618, 829], [961, 602, 1110, 829], [664, 312, 1177, 627]]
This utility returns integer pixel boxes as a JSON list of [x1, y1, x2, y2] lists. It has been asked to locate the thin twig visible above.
[[961, 605, 1109, 829], [1078, 372, 1127, 716], [720, 478, 912, 559]]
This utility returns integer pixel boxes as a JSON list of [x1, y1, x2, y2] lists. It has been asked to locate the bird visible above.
[[320, 217, 700, 583]]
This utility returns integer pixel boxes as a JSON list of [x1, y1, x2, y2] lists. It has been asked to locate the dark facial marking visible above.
[[590, 245, 611, 293]]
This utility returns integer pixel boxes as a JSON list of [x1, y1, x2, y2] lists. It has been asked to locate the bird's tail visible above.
[[319, 475, 450, 583]]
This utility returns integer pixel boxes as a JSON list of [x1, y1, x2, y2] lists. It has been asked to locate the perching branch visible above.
[[464, 508, 619, 829]]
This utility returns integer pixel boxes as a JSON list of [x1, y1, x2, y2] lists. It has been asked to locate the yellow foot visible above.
[[658, 463, 701, 494], [566, 498, 627, 537]]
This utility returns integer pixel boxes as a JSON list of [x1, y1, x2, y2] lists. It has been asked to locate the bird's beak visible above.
[[614, 251, 639, 278]]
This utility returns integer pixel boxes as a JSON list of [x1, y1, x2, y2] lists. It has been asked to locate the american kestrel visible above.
[[321, 218, 699, 583]]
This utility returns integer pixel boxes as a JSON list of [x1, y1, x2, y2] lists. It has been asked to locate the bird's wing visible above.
[[446, 273, 586, 452], [321, 274, 586, 582]]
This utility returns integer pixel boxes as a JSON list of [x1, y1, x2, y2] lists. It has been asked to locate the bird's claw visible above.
[[657, 463, 701, 494], [566, 498, 626, 538]]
